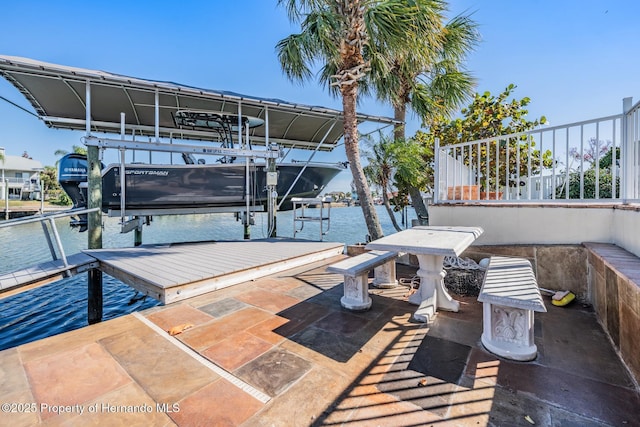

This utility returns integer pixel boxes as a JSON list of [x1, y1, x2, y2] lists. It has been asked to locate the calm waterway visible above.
[[0, 205, 416, 351]]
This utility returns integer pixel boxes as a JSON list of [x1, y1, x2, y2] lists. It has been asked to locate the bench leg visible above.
[[340, 273, 372, 311], [481, 302, 537, 361], [372, 260, 397, 288]]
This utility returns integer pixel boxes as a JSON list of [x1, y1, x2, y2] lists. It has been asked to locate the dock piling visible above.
[[87, 144, 104, 323]]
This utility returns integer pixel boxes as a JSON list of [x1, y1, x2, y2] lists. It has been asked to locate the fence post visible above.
[[433, 138, 440, 204], [622, 97, 634, 202]]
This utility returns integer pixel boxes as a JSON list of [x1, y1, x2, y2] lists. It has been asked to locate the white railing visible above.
[[434, 97, 640, 203], [0, 208, 99, 274], [1, 177, 29, 185]]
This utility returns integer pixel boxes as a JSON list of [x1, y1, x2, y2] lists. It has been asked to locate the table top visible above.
[[365, 226, 484, 256]]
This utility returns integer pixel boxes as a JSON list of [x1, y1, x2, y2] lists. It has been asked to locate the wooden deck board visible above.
[[2, 239, 344, 303], [0, 253, 98, 295], [85, 239, 345, 304]]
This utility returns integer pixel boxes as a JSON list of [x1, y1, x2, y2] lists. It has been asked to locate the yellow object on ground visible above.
[[551, 290, 576, 306]]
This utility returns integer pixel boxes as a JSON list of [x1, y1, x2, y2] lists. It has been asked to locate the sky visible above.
[[1, 0, 639, 194]]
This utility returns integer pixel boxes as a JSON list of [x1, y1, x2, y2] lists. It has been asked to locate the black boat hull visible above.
[[102, 162, 341, 211], [59, 154, 343, 215]]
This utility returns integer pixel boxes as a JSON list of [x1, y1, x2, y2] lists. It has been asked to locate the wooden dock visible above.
[[84, 238, 344, 304], [1, 239, 344, 304], [0, 253, 98, 297]]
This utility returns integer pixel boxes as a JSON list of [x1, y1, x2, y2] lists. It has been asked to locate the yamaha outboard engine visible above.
[[58, 153, 89, 231]]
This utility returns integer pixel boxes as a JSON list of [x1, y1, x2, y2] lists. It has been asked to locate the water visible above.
[[0, 205, 416, 351]]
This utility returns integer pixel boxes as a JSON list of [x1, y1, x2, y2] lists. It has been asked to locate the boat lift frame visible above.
[[80, 85, 282, 237], [0, 55, 398, 242]]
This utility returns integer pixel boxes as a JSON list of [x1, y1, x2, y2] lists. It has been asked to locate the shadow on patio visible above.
[[281, 264, 640, 427]]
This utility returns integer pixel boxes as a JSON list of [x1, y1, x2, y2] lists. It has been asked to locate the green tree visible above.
[[277, 0, 444, 240], [556, 169, 620, 199], [54, 145, 87, 162], [368, 11, 478, 219], [363, 134, 402, 232], [40, 165, 72, 205], [599, 146, 620, 170], [425, 84, 552, 191], [557, 145, 620, 199]]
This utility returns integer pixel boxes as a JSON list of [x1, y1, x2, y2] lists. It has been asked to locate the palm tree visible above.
[[368, 12, 479, 220], [54, 145, 87, 164], [277, 0, 444, 240], [363, 134, 403, 232]]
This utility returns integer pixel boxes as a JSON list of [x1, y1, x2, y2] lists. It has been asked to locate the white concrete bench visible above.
[[478, 256, 547, 361], [327, 250, 398, 311]]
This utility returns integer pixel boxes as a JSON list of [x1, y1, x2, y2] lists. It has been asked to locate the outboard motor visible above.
[[58, 153, 89, 231]]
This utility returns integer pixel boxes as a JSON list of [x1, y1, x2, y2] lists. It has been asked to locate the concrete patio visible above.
[[1, 257, 638, 426]]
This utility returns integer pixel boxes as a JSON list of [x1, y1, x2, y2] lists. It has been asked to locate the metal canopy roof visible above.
[[0, 55, 397, 151]]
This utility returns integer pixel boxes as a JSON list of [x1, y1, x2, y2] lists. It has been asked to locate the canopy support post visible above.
[[265, 107, 277, 237], [86, 80, 104, 324]]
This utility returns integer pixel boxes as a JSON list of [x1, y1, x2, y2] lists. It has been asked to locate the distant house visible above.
[[0, 147, 43, 200]]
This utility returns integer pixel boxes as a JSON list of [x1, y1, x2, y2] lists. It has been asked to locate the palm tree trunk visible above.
[[394, 105, 429, 223], [342, 85, 383, 241], [382, 190, 402, 232]]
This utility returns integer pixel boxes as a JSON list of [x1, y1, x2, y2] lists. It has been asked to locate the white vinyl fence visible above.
[[435, 97, 640, 203]]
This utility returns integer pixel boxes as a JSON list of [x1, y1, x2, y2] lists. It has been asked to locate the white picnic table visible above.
[[365, 226, 484, 322]]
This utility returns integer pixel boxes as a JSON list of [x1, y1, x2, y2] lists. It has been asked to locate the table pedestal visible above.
[[408, 254, 460, 322]]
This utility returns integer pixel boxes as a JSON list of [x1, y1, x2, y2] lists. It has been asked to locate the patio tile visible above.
[[285, 283, 324, 300], [178, 307, 273, 350], [0, 347, 30, 395], [288, 326, 362, 363], [201, 331, 272, 371], [0, 349, 39, 426], [377, 335, 471, 417], [44, 382, 174, 427], [198, 297, 249, 318], [273, 301, 331, 338], [235, 347, 312, 397], [246, 315, 289, 344], [427, 305, 483, 348], [24, 343, 130, 420], [235, 288, 300, 313], [409, 335, 471, 384], [242, 366, 350, 427], [18, 315, 136, 363], [99, 319, 218, 403], [466, 347, 640, 426], [539, 304, 636, 387], [482, 387, 552, 427], [169, 378, 263, 427], [322, 385, 444, 427], [255, 277, 301, 293], [145, 303, 214, 332], [313, 310, 372, 336]]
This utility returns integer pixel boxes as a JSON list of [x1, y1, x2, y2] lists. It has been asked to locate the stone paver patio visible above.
[[1, 256, 638, 426]]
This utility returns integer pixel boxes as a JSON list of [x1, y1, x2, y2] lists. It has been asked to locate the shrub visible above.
[[556, 169, 620, 199]]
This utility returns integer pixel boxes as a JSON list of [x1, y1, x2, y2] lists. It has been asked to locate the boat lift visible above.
[[0, 55, 398, 241], [0, 55, 397, 324], [83, 108, 280, 239]]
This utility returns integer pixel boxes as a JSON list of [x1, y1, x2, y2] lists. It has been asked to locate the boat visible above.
[[57, 110, 345, 230], [58, 153, 344, 228]]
